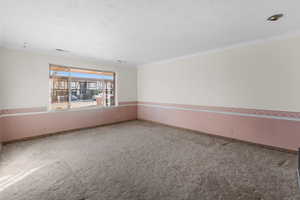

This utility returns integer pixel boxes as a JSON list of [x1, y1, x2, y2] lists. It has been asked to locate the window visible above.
[[49, 65, 115, 110]]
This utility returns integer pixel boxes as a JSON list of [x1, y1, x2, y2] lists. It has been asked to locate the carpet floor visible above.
[[0, 120, 299, 200]]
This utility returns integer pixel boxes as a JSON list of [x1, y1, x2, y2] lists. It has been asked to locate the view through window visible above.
[[49, 65, 115, 110]]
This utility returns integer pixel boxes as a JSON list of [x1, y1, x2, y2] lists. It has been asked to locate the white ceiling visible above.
[[0, 0, 300, 66]]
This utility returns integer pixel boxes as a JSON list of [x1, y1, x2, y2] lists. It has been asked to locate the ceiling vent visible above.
[[267, 14, 284, 21], [56, 48, 69, 52], [117, 60, 126, 64]]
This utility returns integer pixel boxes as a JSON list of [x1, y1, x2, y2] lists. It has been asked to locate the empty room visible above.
[[0, 0, 300, 199]]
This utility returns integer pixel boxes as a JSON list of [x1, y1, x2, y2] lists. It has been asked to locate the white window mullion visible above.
[[68, 67, 72, 109]]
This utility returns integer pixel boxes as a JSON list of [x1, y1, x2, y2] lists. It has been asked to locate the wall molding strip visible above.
[[138, 104, 300, 122]]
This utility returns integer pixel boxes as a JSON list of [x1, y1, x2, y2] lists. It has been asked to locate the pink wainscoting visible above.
[[0, 116, 3, 143], [2, 105, 137, 142], [137, 103, 300, 151], [2, 100, 300, 151]]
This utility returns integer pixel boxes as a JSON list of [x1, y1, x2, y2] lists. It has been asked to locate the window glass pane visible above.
[[49, 65, 115, 110], [50, 77, 69, 110], [70, 80, 97, 108]]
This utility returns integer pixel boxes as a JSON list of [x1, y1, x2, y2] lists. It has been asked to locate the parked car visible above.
[[71, 95, 78, 101]]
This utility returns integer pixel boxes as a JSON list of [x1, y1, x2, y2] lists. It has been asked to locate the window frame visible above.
[[49, 64, 116, 111]]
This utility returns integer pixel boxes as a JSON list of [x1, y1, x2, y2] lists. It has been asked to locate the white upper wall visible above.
[[0, 48, 137, 109], [138, 35, 300, 112]]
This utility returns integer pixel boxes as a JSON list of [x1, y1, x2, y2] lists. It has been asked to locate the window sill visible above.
[[48, 104, 118, 113], [1, 105, 119, 117]]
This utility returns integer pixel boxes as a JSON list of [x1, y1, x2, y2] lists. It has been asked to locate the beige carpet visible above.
[[0, 120, 299, 200]]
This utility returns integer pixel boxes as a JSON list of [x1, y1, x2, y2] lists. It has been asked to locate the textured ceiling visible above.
[[0, 0, 300, 66]]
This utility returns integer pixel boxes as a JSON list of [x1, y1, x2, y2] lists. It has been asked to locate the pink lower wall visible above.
[[0, 116, 3, 149], [1, 104, 137, 142], [137, 102, 300, 151], [1, 101, 300, 151]]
